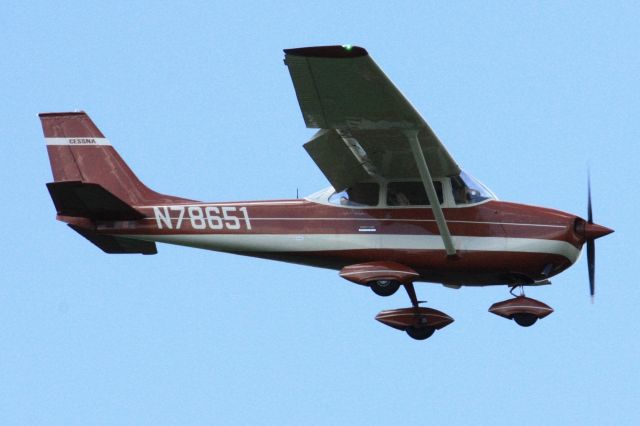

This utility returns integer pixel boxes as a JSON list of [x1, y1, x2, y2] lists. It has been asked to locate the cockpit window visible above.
[[451, 171, 497, 204], [329, 182, 380, 207], [387, 181, 443, 206]]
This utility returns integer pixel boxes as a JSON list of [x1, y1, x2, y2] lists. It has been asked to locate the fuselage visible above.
[[90, 196, 585, 287]]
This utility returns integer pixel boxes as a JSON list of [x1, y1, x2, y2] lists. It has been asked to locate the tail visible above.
[[40, 111, 189, 206], [40, 111, 190, 254]]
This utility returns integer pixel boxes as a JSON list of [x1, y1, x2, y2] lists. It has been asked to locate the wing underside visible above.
[[284, 45, 460, 191]]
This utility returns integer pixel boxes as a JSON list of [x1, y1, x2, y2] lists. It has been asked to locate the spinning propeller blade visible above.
[[587, 174, 595, 299], [582, 173, 613, 300], [587, 173, 593, 224]]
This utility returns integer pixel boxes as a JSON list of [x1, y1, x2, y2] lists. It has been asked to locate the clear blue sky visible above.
[[1, 1, 638, 425]]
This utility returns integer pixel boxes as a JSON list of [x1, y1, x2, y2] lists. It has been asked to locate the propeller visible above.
[[587, 175, 595, 300], [582, 172, 613, 301]]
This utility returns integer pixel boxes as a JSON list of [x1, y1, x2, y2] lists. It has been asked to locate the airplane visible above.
[[40, 45, 613, 340]]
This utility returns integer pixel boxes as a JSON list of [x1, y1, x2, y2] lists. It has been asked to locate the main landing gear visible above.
[[374, 282, 454, 341], [369, 279, 401, 297], [339, 261, 454, 341], [488, 286, 554, 327], [340, 262, 555, 338]]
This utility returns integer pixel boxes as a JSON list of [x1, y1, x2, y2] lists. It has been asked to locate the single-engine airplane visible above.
[[41, 45, 613, 340]]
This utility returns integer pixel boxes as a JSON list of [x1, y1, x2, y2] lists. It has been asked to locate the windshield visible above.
[[451, 171, 497, 204]]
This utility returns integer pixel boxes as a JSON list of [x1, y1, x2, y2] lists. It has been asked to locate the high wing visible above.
[[283, 45, 460, 192]]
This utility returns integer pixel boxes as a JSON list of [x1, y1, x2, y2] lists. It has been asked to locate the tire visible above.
[[369, 280, 400, 297], [513, 313, 538, 327], [406, 326, 435, 340]]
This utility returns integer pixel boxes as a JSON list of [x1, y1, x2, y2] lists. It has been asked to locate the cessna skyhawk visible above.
[[40, 45, 612, 340]]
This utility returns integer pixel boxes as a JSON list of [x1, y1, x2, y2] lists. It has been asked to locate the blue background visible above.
[[1, 1, 638, 424]]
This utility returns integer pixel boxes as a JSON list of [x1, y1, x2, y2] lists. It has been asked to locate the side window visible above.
[[329, 183, 379, 207], [387, 181, 443, 206]]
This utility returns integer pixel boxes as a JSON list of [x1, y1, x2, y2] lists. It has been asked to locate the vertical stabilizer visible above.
[[40, 112, 190, 206]]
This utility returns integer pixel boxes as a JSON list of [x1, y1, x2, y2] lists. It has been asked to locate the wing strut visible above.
[[406, 130, 456, 256]]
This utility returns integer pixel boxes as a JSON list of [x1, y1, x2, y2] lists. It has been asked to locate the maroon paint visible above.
[[375, 307, 454, 331], [41, 112, 191, 206], [488, 296, 554, 320], [339, 261, 418, 286], [41, 112, 613, 289]]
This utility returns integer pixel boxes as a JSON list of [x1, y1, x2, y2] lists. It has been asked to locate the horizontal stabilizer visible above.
[[47, 181, 146, 221], [69, 225, 157, 254]]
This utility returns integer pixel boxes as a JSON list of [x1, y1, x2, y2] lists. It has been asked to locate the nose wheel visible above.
[[489, 286, 554, 327], [512, 313, 538, 327]]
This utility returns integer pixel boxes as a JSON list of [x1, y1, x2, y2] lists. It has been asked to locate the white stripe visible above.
[[492, 305, 553, 311], [340, 270, 419, 277], [122, 234, 581, 263], [46, 137, 111, 146], [377, 312, 452, 320], [137, 200, 306, 208], [448, 220, 565, 229], [377, 312, 451, 318], [140, 215, 565, 229], [245, 218, 565, 228]]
